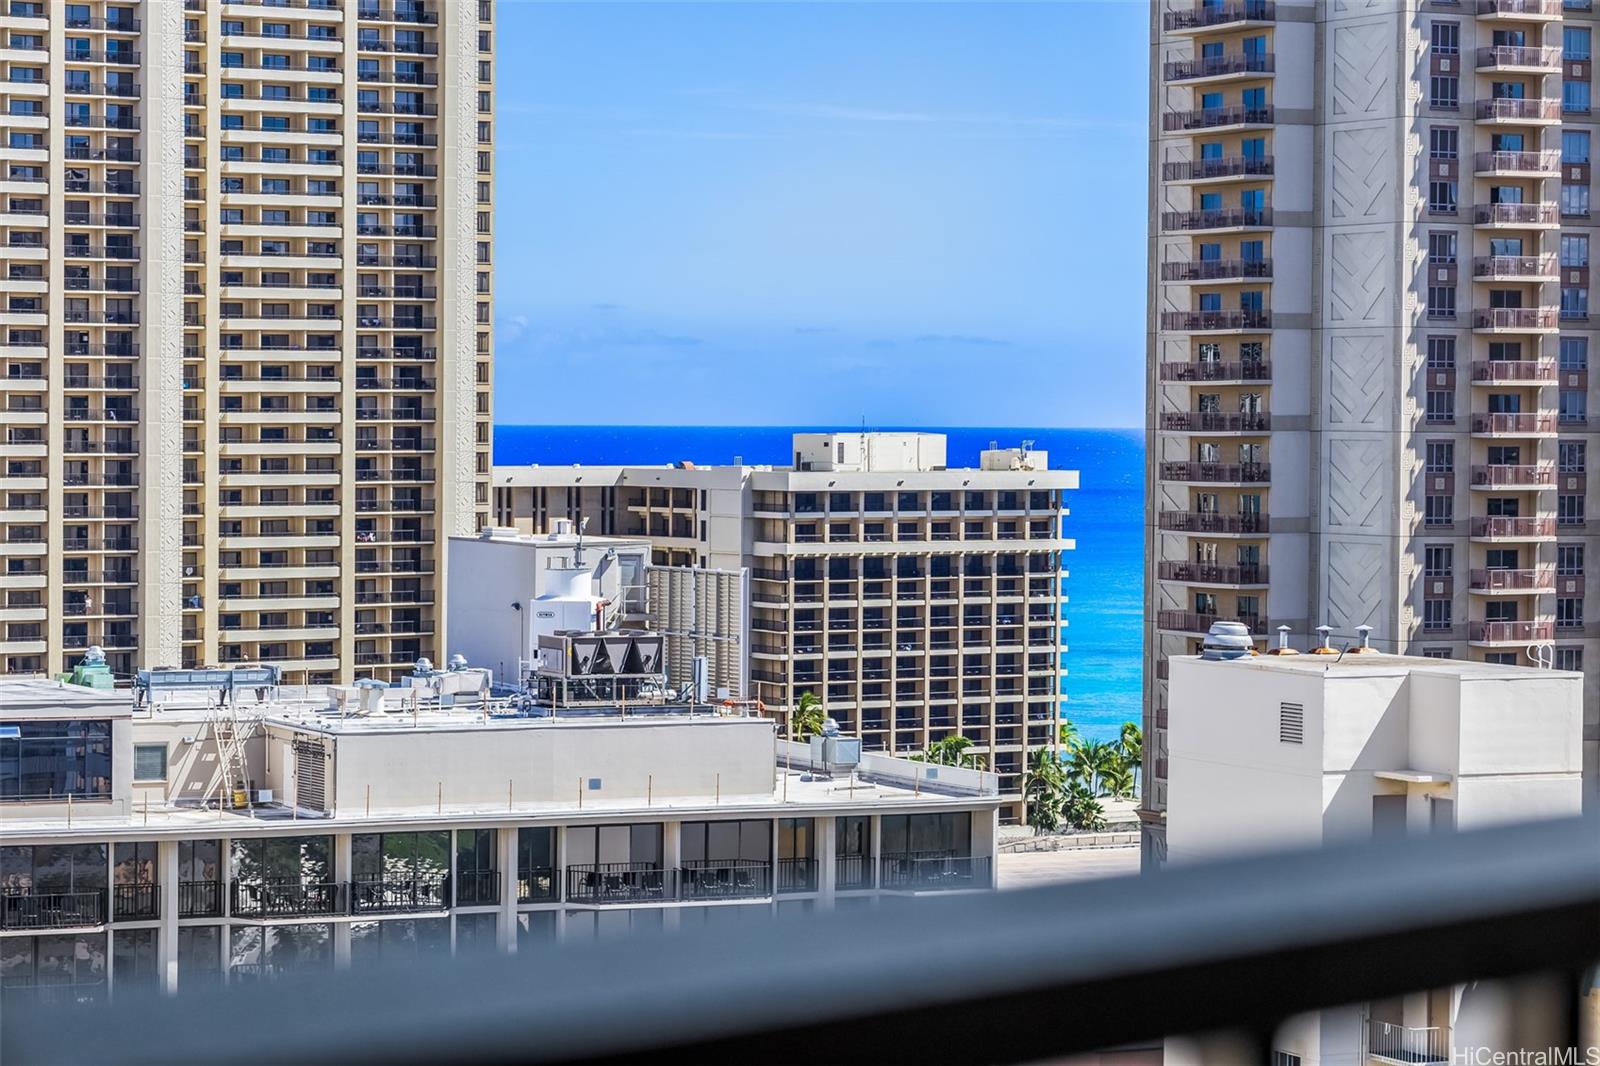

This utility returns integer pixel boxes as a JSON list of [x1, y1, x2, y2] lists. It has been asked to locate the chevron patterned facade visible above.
[[1145, 0, 1600, 867]]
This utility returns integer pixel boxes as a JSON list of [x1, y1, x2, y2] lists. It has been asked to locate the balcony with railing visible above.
[[1160, 206, 1272, 232], [1468, 463, 1554, 487], [1162, 0, 1274, 32], [1470, 515, 1558, 538], [1468, 567, 1554, 591], [878, 853, 993, 892], [679, 861, 772, 901], [517, 868, 558, 903], [565, 864, 675, 905], [0, 890, 106, 930], [1159, 258, 1273, 282], [1158, 309, 1272, 332], [1470, 253, 1557, 279], [777, 858, 819, 894], [1157, 511, 1269, 535], [1155, 611, 1268, 635], [179, 879, 222, 918], [1468, 619, 1555, 643], [111, 882, 159, 922], [1473, 98, 1562, 122], [1159, 411, 1270, 433], [230, 880, 347, 919], [1156, 561, 1269, 586], [1473, 201, 1560, 226], [1470, 358, 1556, 383], [1158, 461, 1270, 484], [1367, 1020, 1449, 1065], [1469, 412, 1557, 435], [1160, 155, 1274, 183], [1475, 45, 1562, 70], [1163, 53, 1274, 82], [1471, 307, 1559, 331], [350, 877, 448, 915], [1477, 0, 1563, 16], [1159, 359, 1271, 383], [1161, 105, 1274, 132]]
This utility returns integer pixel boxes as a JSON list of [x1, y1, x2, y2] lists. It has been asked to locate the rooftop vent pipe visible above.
[[1200, 621, 1255, 660], [1311, 624, 1339, 656], [1266, 624, 1299, 655]]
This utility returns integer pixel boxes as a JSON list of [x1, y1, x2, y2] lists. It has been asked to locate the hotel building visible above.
[[1145, 0, 1600, 865], [0, 0, 495, 685], [0, 672, 998, 1002], [492, 433, 1078, 824]]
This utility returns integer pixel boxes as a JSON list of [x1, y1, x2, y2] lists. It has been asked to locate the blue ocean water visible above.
[[494, 426, 1145, 743]]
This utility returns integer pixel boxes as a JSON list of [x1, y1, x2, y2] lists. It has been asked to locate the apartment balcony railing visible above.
[[1471, 254, 1557, 278], [1476, 45, 1563, 69], [178, 880, 223, 919], [879, 853, 993, 891], [1162, 106, 1274, 133], [230, 880, 347, 919], [1159, 310, 1272, 332], [1163, 0, 1274, 31], [1161, 207, 1272, 232], [1160, 155, 1274, 182], [1470, 516, 1557, 537], [1157, 511, 1269, 535], [111, 882, 159, 921], [1468, 620, 1555, 643], [1158, 461, 1270, 484], [1472, 203, 1561, 228], [1470, 358, 1556, 382], [679, 861, 773, 902], [1159, 411, 1270, 433], [1473, 98, 1562, 121], [1477, 0, 1563, 14], [835, 854, 874, 890], [1471, 308, 1559, 330], [517, 868, 558, 904], [776, 858, 819, 894], [1163, 53, 1275, 81], [0, 891, 106, 930], [1156, 562, 1269, 585], [565, 863, 675, 905], [1470, 412, 1557, 434], [1159, 359, 1271, 382], [1367, 1021, 1449, 1066], [1156, 611, 1268, 635], [1468, 567, 1555, 591], [1159, 258, 1272, 282], [1469, 463, 1555, 486], [349, 877, 448, 915]]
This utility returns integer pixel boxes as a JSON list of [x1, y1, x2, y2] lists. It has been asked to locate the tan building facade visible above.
[[0, 0, 495, 685], [1145, 0, 1600, 865]]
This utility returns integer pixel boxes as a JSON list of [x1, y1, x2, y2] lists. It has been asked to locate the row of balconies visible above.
[[1159, 411, 1270, 433]]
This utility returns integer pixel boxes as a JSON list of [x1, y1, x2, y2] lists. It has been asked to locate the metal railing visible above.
[[835, 854, 874, 890], [230, 880, 346, 919], [679, 861, 772, 901], [1368, 1020, 1449, 1064], [565, 863, 675, 905], [10, 816, 1597, 1065], [879, 853, 993, 891], [111, 882, 159, 921], [517, 868, 557, 903], [179, 880, 223, 919], [776, 858, 819, 894], [350, 877, 448, 914], [453, 871, 500, 907], [0, 890, 106, 930]]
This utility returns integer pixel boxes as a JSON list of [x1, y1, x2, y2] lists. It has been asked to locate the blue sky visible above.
[[493, 1, 1147, 428]]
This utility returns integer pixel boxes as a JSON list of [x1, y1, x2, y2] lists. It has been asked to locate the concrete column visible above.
[[157, 840, 179, 996], [663, 819, 682, 877], [218, 834, 233, 978], [332, 833, 352, 969], [972, 807, 999, 888], [869, 815, 883, 891], [498, 826, 517, 953], [816, 816, 837, 911]]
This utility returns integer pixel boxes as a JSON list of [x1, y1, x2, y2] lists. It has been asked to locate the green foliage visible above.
[[1117, 722, 1143, 768], [790, 690, 825, 740], [914, 734, 986, 770], [1023, 747, 1068, 832], [1101, 763, 1135, 800], [1061, 779, 1107, 832]]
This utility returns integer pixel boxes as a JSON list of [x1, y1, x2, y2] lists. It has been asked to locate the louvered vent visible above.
[[1279, 702, 1305, 745]]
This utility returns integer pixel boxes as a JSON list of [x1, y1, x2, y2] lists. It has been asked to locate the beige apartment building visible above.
[[493, 433, 1078, 823], [0, 0, 495, 686], [1145, 0, 1600, 865]]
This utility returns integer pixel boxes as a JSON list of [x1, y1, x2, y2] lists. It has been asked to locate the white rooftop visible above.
[[1180, 650, 1582, 681]]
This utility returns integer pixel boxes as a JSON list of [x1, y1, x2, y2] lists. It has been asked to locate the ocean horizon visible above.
[[494, 425, 1145, 743]]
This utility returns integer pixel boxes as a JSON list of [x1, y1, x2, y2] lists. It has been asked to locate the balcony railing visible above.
[[1468, 567, 1554, 591], [1473, 202, 1560, 226], [178, 880, 223, 918], [1159, 258, 1273, 281], [1470, 359, 1556, 382], [1469, 463, 1554, 486], [111, 882, 159, 921], [1161, 207, 1272, 232], [1161, 105, 1274, 132], [1470, 412, 1557, 434], [1476, 45, 1562, 69], [350, 877, 448, 914], [835, 854, 874, 890], [1156, 611, 1268, 635], [1473, 98, 1562, 121], [1159, 310, 1272, 332], [879, 853, 993, 891], [679, 861, 773, 901], [1157, 511, 1269, 535], [1477, 0, 1563, 14], [1468, 619, 1554, 642], [1163, 53, 1274, 81], [565, 863, 675, 905], [1163, 0, 1274, 31], [1156, 561, 1269, 585], [1160, 156, 1274, 182], [1471, 308, 1559, 330], [1158, 461, 1270, 484], [1471, 254, 1556, 278], [776, 858, 819, 894], [1159, 411, 1270, 433], [517, 868, 558, 903], [1159, 359, 1270, 382], [1470, 516, 1557, 537], [0, 890, 106, 930], [1367, 1020, 1448, 1065], [230, 880, 347, 919]]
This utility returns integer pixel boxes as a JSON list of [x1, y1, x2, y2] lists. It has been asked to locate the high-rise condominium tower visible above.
[[0, 0, 495, 683], [1145, 0, 1600, 865]]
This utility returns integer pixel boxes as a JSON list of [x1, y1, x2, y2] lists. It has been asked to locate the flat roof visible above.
[[0, 678, 133, 719], [1177, 651, 1583, 681], [492, 464, 1079, 489]]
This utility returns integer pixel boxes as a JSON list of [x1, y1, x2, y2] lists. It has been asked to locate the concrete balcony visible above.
[[1468, 568, 1554, 592], [1160, 207, 1272, 233], [1471, 307, 1559, 332], [1162, 0, 1274, 33], [1156, 611, 1267, 636], [1473, 98, 1562, 123], [1471, 254, 1557, 280], [1159, 411, 1270, 433], [1470, 358, 1556, 383], [1473, 150, 1561, 176], [1469, 463, 1555, 488], [1161, 105, 1274, 133], [1156, 561, 1269, 586], [1159, 359, 1271, 383], [1158, 310, 1272, 333], [1160, 155, 1274, 184], [1157, 511, 1269, 535], [1468, 619, 1555, 645], [1469, 412, 1557, 436], [1163, 53, 1274, 83], [1159, 258, 1273, 282], [1475, 45, 1562, 71], [1158, 461, 1270, 485], [1476, 0, 1562, 18], [1469, 516, 1557, 539]]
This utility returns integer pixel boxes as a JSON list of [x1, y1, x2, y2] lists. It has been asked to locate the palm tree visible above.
[[789, 690, 824, 740], [916, 735, 985, 770], [1117, 722, 1142, 768], [1101, 763, 1135, 800], [1057, 718, 1080, 751], [1023, 748, 1067, 832], [1068, 740, 1112, 796], [1061, 779, 1107, 832]]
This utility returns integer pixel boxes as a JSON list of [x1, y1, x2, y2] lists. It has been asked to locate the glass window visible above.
[[230, 836, 332, 884], [1565, 26, 1591, 60], [681, 820, 771, 864], [879, 812, 972, 858], [1563, 130, 1590, 164], [176, 926, 220, 988], [132, 743, 166, 782], [0, 719, 113, 802]]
